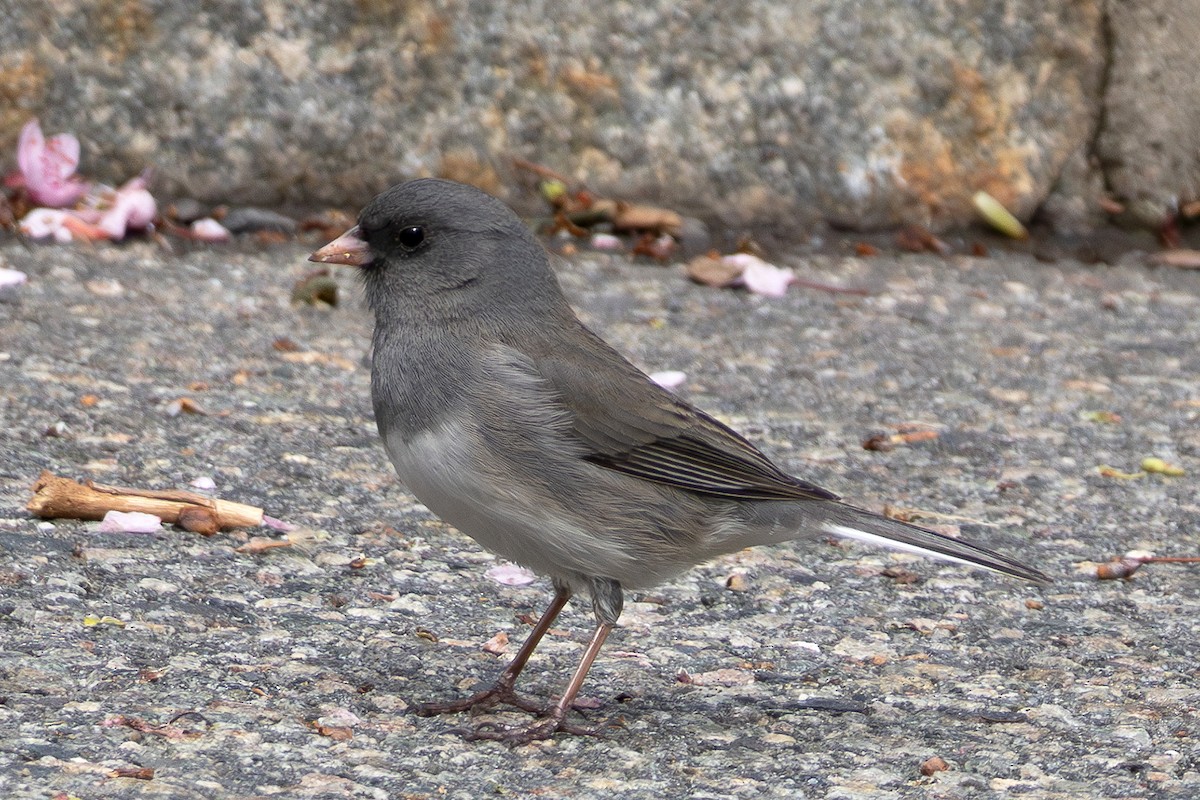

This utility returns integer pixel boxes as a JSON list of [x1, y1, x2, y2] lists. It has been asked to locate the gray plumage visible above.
[[310, 178, 1047, 741]]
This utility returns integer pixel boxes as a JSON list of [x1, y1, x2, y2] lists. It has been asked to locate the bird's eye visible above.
[[395, 226, 425, 250]]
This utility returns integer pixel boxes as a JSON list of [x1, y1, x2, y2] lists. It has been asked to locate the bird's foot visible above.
[[414, 683, 544, 716], [449, 711, 604, 744]]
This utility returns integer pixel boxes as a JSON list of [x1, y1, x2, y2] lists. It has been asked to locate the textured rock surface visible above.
[[2, 235, 1199, 798], [0, 0, 1130, 231], [1096, 2, 1200, 226]]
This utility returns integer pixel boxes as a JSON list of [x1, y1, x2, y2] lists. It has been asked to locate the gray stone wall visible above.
[[1, 0, 1195, 231]]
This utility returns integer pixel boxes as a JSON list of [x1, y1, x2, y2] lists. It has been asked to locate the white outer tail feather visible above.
[[823, 522, 1015, 574]]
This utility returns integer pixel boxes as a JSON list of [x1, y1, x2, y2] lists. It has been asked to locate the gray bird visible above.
[[310, 178, 1048, 743]]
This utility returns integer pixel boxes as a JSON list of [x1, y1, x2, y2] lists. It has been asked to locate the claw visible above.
[[458, 715, 605, 745]]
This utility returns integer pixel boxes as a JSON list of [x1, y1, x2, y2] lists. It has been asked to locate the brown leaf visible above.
[[234, 537, 292, 555], [166, 397, 207, 416], [896, 225, 949, 254], [592, 199, 683, 237], [686, 254, 741, 287], [273, 337, 303, 352], [312, 723, 353, 741], [881, 566, 922, 584], [482, 631, 510, 655], [920, 756, 950, 776]]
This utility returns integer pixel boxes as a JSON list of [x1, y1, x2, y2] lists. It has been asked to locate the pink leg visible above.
[[416, 585, 571, 717]]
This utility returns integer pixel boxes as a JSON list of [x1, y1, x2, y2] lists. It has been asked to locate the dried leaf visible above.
[[686, 254, 741, 287], [896, 225, 949, 254], [920, 756, 950, 776], [165, 397, 207, 416], [592, 199, 683, 237], [1096, 465, 1143, 480], [972, 191, 1028, 239], [312, 723, 353, 741], [482, 631, 509, 655], [235, 537, 292, 554]]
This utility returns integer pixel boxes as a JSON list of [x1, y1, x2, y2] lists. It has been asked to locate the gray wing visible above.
[[518, 322, 839, 502]]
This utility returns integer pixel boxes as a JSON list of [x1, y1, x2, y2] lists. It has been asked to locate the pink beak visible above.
[[309, 226, 372, 267]]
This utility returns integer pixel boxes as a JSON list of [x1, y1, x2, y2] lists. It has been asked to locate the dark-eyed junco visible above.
[[310, 179, 1048, 743]]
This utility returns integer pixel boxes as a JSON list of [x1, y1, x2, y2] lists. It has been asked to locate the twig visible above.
[[1096, 554, 1200, 580], [27, 470, 263, 532]]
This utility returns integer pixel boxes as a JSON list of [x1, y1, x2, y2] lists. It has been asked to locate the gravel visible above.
[[1, 237, 1198, 798]]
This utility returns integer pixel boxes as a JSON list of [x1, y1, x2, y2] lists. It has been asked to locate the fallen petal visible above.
[[189, 476, 217, 491], [589, 232, 623, 250], [98, 181, 157, 239], [19, 207, 74, 240], [17, 119, 88, 207], [732, 255, 796, 297], [484, 563, 537, 586], [97, 510, 163, 534], [0, 267, 28, 289], [191, 217, 231, 242], [262, 515, 296, 532], [649, 370, 687, 390]]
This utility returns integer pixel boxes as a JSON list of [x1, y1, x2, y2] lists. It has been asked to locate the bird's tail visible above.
[[818, 501, 1049, 583]]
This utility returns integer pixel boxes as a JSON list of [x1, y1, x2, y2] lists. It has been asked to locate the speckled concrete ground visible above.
[[1, 237, 1198, 799]]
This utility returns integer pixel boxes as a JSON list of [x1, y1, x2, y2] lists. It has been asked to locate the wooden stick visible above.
[[27, 471, 263, 531]]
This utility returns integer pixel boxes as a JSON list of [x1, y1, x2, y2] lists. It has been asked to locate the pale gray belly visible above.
[[383, 421, 654, 587]]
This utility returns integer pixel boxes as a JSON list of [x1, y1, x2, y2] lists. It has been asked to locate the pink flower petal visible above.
[[262, 515, 296, 532], [726, 254, 796, 298], [484, 563, 537, 586], [590, 233, 623, 250], [189, 476, 217, 491], [19, 207, 75, 242], [97, 510, 163, 534], [190, 217, 231, 242], [97, 178, 157, 240], [649, 370, 687, 390], [0, 267, 28, 289], [17, 118, 88, 207], [15, 119, 43, 179]]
